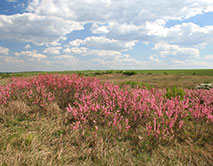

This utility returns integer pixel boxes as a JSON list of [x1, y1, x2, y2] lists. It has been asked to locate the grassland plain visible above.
[[1, 69, 213, 88], [0, 71, 213, 166]]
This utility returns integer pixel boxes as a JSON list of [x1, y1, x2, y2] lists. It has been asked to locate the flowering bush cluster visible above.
[[0, 74, 212, 138]]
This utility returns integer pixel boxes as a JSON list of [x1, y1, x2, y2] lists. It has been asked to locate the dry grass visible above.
[[0, 100, 212, 166], [93, 73, 213, 89], [0, 73, 213, 165]]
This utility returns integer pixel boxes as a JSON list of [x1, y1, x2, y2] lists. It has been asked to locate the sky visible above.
[[0, 0, 213, 72]]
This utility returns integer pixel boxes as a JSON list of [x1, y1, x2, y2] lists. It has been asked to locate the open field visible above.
[[94, 73, 213, 89], [1, 69, 213, 88], [0, 72, 213, 165], [1, 69, 213, 77]]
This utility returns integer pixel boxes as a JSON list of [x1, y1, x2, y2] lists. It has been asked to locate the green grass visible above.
[[122, 69, 213, 76], [122, 81, 152, 89], [1, 69, 213, 78]]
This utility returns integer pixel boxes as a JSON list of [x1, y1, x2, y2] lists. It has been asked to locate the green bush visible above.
[[105, 70, 113, 74], [116, 70, 124, 74], [165, 86, 185, 100], [123, 71, 137, 76], [123, 81, 151, 89], [0, 73, 10, 78]]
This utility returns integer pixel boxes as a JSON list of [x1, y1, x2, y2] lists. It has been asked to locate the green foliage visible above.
[[52, 130, 65, 138], [122, 71, 137, 76], [92, 70, 114, 76], [105, 70, 113, 74], [165, 86, 185, 100], [0, 73, 10, 78], [116, 70, 124, 74], [94, 71, 102, 75], [1, 163, 8, 166], [123, 81, 151, 89]]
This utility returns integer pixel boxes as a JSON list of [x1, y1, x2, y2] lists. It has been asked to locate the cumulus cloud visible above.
[[69, 36, 137, 51], [70, 47, 88, 55], [0, 47, 9, 55], [22, 1, 213, 49], [105, 20, 168, 41], [27, 0, 213, 24], [149, 55, 160, 62], [55, 54, 79, 63], [24, 44, 31, 49], [43, 47, 62, 54], [90, 23, 109, 34], [0, 56, 23, 64], [15, 50, 47, 59], [204, 55, 213, 60], [165, 23, 213, 46], [88, 50, 122, 57], [105, 21, 213, 47], [63, 45, 127, 58], [0, 13, 83, 45], [153, 42, 200, 57], [1, 0, 213, 70]]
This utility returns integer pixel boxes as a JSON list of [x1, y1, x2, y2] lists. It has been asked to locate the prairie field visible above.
[[0, 70, 213, 166]]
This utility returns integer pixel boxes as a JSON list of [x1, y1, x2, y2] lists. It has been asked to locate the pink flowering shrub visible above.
[[0, 74, 212, 138]]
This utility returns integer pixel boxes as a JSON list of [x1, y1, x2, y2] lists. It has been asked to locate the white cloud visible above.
[[63, 46, 125, 58], [0, 13, 83, 45], [165, 23, 213, 46], [55, 54, 78, 62], [27, 0, 213, 24], [43, 47, 62, 54], [153, 43, 200, 58], [71, 47, 88, 55], [69, 36, 137, 51], [69, 39, 82, 47], [90, 23, 109, 34], [24, 44, 31, 49], [1, 0, 213, 71], [172, 60, 185, 64], [105, 21, 213, 48], [0, 56, 23, 64], [63, 48, 71, 53], [15, 50, 47, 59], [153, 42, 200, 58], [105, 20, 169, 42], [6, 0, 17, 2], [0, 47, 9, 55], [149, 55, 160, 62], [204, 55, 213, 60], [88, 50, 122, 57]]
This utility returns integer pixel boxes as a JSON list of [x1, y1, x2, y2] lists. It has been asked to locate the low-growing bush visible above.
[[122, 81, 151, 89], [165, 86, 185, 100], [122, 71, 137, 76], [105, 70, 113, 74], [0, 74, 212, 165], [0, 73, 10, 78], [0, 74, 212, 139]]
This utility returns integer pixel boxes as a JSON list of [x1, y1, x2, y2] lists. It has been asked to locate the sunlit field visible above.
[[0, 72, 212, 165]]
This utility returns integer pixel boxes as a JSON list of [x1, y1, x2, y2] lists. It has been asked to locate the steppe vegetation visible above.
[[0, 70, 212, 166]]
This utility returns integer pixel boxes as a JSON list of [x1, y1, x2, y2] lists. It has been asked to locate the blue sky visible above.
[[0, 0, 213, 72]]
